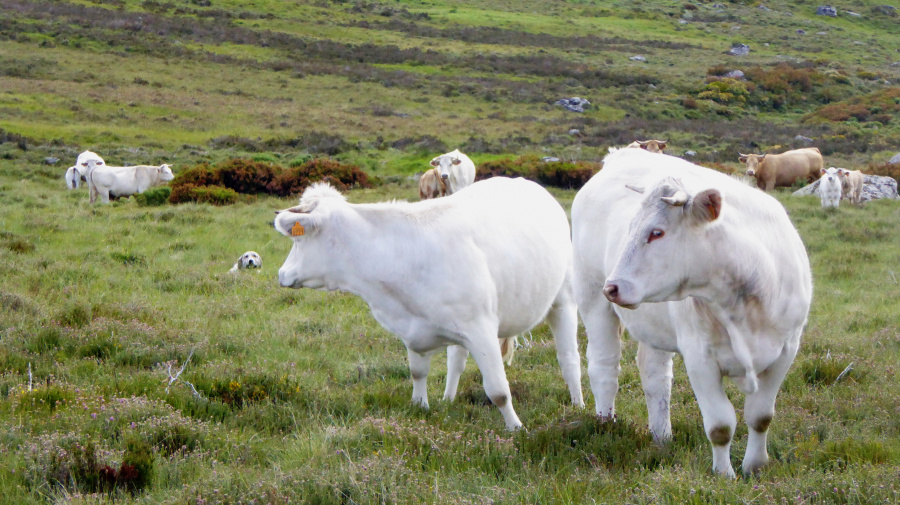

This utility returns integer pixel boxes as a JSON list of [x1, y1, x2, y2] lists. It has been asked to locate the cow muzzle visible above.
[[441, 174, 449, 180], [602, 280, 640, 309]]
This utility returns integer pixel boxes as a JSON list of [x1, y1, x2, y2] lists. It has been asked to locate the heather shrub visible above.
[[866, 161, 900, 181], [266, 159, 371, 197], [182, 185, 239, 206], [216, 159, 280, 194], [475, 155, 599, 190]]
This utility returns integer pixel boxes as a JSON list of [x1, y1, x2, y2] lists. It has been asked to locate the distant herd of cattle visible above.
[[65, 141, 869, 477]]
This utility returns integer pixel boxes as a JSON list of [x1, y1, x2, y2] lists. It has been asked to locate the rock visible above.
[[845, 11, 861, 17], [816, 5, 837, 17], [794, 135, 814, 143], [727, 43, 750, 56], [542, 157, 561, 162], [759, 5, 772, 11], [793, 174, 899, 202], [888, 153, 900, 164], [684, 150, 697, 157], [629, 55, 646, 62], [724, 70, 745, 79], [797, 29, 806, 34], [568, 129, 581, 136], [555, 97, 590, 113], [43, 157, 60, 165], [873, 5, 897, 17]]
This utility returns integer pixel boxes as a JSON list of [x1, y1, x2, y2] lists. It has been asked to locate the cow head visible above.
[[430, 149, 463, 181], [158, 164, 175, 181], [738, 153, 765, 177], [273, 182, 345, 290], [77, 151, 104, 171], [603, 178, 723, 308], [637, 140, 667, 153]]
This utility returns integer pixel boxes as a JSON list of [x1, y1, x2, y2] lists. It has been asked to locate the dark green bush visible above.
[[134, 186, 171, 206], [182, 185, 239, 206]]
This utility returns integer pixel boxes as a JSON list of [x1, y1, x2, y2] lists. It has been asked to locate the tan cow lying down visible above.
[[85, 160, 175, 204], [738, 147, 823, 191], [626, 139, 668, 153], [837, 168, 864, 205], [418, 168, 447, 200]]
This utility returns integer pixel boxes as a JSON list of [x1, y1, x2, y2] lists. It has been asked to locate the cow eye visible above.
[[648, 229, 664, 243]]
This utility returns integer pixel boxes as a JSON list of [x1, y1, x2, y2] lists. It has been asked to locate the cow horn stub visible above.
[[661, 190, 689, 207]]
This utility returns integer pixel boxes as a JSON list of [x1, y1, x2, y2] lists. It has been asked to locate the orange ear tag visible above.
[[291, 222, 305, 236]]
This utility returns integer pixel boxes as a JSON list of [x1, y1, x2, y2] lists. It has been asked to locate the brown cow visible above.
[[738, 147, 823, 191], [837, 168, 864, 205], [626, 139, 668, 153], [418, 168, 447, 200]]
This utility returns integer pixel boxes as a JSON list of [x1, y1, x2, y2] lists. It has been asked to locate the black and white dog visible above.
[[230, 251, 262, 272]]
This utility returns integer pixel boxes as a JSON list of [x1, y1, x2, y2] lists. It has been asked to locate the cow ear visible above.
[[658, 141, 667, 149], [430, 159, 439, 167], [738, 155, 748, 163], [452, 158, 461, 165], [274, 210, 316, 238], [689, 189, 722, 223], [820, 168, 827, 175]]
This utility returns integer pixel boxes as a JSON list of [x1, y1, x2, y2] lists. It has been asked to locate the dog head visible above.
[[239, 251, 262, 269]]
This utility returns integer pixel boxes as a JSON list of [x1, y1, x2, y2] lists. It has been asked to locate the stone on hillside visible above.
[[797, 29, 806, 34], [793, 174, 899, 202], [724, 70, 745, 79], [728, 43, 750, 56], [684, 150, 698, 157], [44, 157, 60, 165], [542, 157, 561, 162], [555, 97, 590, 113], [889, 153, 900, 164], [816, 5, 837, 17], [630, 55, 646, 62], [794, 135, 814, 143], [873, 5, 896, 17]]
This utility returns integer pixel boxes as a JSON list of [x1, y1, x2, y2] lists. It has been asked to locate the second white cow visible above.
[[65, 151, 105, 190], [572, 148, 812, 477], [429, 149, 476, 195], [85, 160, 175, 204], [274, 178, 584, 430]]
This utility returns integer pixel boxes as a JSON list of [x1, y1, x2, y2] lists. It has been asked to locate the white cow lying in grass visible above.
[[65, 151, 105, 189], [429, 149, 476, 195], [84, 159, 175, 204], [274, 179, 584, 430], [572, 148, 812, 477], [818, 167, 842, 208]]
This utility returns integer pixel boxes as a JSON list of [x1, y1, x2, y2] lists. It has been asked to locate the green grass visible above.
[[1, 160, 899, 503]]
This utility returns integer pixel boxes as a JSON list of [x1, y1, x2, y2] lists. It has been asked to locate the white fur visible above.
[[65, 151, 105, 189], [837, 168, 864, 205], [85, 160, 174, 204], [274, 178, 584, 430], [572, 149, 812, 477], [230, 251, 262, 272], [429, 149, 476, 195], [818, 167, 842, 208]]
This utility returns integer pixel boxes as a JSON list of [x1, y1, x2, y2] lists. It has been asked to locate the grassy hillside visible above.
[[1, 0, 899, 173], [2, 1, 900, 503]]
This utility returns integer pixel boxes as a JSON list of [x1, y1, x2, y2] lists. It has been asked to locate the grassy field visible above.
[[1, 0, 900, 503], [1, 162, 899, 504]]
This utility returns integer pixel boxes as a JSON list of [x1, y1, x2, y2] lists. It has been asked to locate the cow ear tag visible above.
[[291, 222, 305, 236]]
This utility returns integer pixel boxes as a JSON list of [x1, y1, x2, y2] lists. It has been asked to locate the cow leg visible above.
[[547, 272, 584, 407], [89, 185, 98, 204], [682, 353, 737, 477], [407, 348, 435, 409], [580, 299, 622, 419], [442, 344, 469, 401], [741, 333, 800, 475], [465, 329, 522, 430], [636, 343, 674, 444]]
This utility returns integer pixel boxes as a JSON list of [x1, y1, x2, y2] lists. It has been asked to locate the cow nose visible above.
[[603, 283, 619, 303], [441, 174, 449, 179]]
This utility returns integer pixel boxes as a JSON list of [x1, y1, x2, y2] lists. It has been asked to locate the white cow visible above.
[[65, 151, 105, 189], [817, 167, 842, 208], [837, 168, 864, 205], [429, 149, 476, 195], [85, 160, 175, 204], [572, 148, 812, 477], [274, 178, 584, 430]]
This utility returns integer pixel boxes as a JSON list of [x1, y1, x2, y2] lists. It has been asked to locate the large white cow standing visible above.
[[571, 149, 812, 477], [84, 159, 175, 204], [430, 149, 476, 195], [274, 178, 584, 430]]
